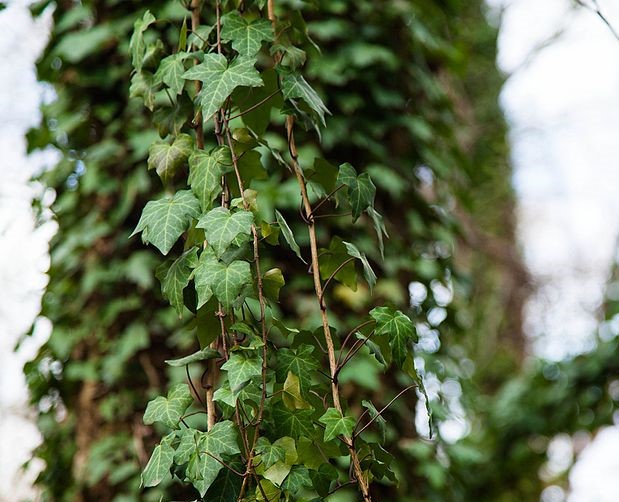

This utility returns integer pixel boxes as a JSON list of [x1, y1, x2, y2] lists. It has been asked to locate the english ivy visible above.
[[127, 2, 427, 500]]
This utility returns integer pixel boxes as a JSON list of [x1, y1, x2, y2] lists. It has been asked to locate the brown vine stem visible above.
[[223, 120, 270, 501], [190, 0, 217, 432], [285, 116, 372, 502]]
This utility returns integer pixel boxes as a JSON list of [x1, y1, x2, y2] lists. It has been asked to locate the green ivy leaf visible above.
[[129, 71, 158, 111], [141, 432, 174, 487], [255, 437, 286, 469], [280, 71, 330, 126], [361, 400, 387, 441], [131, 190, 201, 255], [370, 307, 416, 367], [319, 236, 358, 291], [157, 247, 198, 315], [271, 404, 314, 439], [155, 53, 188, 95], [148, 134, 193, 185], [221, 351, 262, 392], [143, 383, 193, 429], [275, 344, 319, 392], [194, 258, 251, 308], [188, 146, 233, 211], [183, 53, 263, 122], [263, 268, 285, 302], [343, 241, 376, 291], [275, 210, 305, 263], [282, 371, 310, 410], [206, 459, 244, 501], [197, 207, 254, 258], [319, 408, 355, 442], [367, 206, 388, 259], [281, 465, 312, 494], [174, 428, 198, 464], [337, 163, 376, 222], [192, 250, 216, 308], [129, 10, 155, 72], [188, 421, 240, 496], [165, 347, 220, 367], [221, 11, 274, 56]]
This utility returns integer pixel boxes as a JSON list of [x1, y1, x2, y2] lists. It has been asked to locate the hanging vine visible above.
[[129, 1, 426, 499]]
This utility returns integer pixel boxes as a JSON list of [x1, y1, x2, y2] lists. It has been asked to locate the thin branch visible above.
[[319, 257, 356, 305], [354, 385, 417, 437], [337, 319, 376, 366], [307, 184, 345, 217], [336, 330, 377, 377], [201, 451, 245, 477], [186, 364, 205, 407], [286, 115, 372, 502], [227, 89, 280, 121]]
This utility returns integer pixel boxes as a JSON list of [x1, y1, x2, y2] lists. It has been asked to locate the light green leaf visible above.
[[255, 437, 286, 469], [343, 241, 376, 291], [370, 307, 416, 367], [183, 53, 263, 122], [263, 461, 291, 487], [337, 163, 376, 221], [282, 371, 310, 410], [221, 11, 274, 56], [280, 72, 330, 126], [319, 408, 355, 442], [157, 247, 198, 315], [165, 347, 220, 367], [155, 53, 187, 95], [193, 257, 251, 308], [141, 432, 174, 487], [275, 210, 305, 263], [263, 268, 285, 302], [148, 134, 194, 185], [129, 10, 155, 71], [131, 190, 201, 255], [189, 421, 240, 496], [143, 383, 193, 429], [188, 146, 233, 211], [221, 351, 262, 392], [197, 207, 254, 258]]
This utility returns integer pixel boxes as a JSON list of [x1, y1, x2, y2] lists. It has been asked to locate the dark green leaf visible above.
[[157, 247, 198, 315], [275, 210, 305, 263], [221, 351, 262, 392], [188, 146, 233, 211], [141, 432, 174, 487], [370, 306, 416, 366], [343, 241, 376, 291], [337, 163, 376, 221]]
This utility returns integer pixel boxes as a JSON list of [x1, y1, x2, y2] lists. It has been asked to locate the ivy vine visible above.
[[130, 1, 426, 500]]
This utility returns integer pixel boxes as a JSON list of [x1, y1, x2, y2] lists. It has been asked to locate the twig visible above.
[[354, 385, 416, 437]]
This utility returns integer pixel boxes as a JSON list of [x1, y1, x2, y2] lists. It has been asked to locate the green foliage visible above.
[[25, 0, 546, 501]]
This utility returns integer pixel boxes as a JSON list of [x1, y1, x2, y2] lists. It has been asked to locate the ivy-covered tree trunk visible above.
[[27, 1, 528, 501]]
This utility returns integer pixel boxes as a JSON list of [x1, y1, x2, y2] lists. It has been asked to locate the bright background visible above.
[[2, 0, 619, 500]]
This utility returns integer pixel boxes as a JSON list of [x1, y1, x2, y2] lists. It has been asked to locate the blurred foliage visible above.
[[28, 0, 619, 500]]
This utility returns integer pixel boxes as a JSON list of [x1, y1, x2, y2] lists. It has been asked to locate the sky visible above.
[[2, 0, 619, 500]]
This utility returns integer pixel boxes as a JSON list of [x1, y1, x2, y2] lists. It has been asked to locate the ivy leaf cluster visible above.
[[127, 3, 427, 500]]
